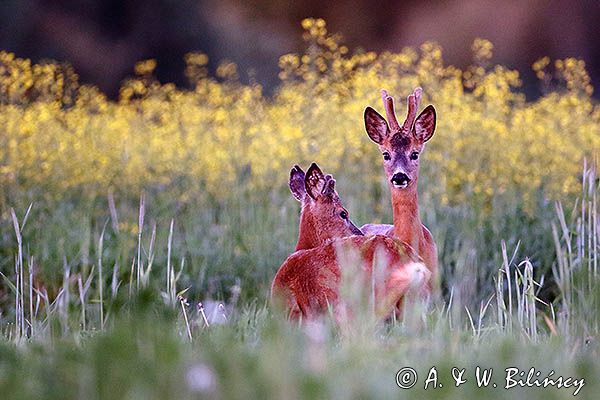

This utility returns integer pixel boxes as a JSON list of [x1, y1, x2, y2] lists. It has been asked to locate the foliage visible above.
[[0, 19, 597, 211]]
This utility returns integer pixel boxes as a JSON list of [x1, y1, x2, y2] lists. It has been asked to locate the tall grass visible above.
[[0, 163, 598, 399]]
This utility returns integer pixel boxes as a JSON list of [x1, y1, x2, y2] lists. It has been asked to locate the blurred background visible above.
[[1, 0, 598, 98]]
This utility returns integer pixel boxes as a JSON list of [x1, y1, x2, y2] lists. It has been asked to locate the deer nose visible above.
[[349, 222, 363, 236], [391, 172, 411, 188]]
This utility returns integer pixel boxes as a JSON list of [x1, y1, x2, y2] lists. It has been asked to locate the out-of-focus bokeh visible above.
[[1, 0, 598, 97]]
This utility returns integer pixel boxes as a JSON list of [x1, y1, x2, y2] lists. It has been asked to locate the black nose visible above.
[[391, 172, 410, 187], [349, 222, 363, 236]]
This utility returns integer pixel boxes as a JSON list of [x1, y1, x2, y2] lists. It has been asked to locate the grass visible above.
[[0, 161, 598, 399]]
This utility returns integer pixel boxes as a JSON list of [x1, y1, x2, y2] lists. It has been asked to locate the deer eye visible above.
[[410, 152, 419, 160], [340, 210, 348, 220], [382, 152, 391, 161]]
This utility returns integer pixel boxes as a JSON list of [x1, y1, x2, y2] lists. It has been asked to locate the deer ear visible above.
[[413, 105, 436, 143], [289, 165, 306, 201], [305, 163, 326, 200], [364, 107, 390, 144]]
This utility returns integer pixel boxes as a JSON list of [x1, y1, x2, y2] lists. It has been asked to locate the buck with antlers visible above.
[[271, 163, 429, 320], [362, 87, 438, 292]]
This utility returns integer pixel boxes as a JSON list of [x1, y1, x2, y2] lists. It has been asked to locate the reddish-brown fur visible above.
[[281, 163, 364, 318], [272, 163, 429, 320], [288, 163, 363, 251], [362, 88, 438, 292], [271, 235, 429, 320]]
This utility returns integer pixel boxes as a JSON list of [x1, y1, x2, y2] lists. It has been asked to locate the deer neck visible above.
[[295, 207, 319, 250], [391, 185, 423, 251]]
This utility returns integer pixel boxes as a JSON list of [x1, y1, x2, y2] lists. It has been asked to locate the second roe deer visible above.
[[289, 163, 363, 251], [362, 87, 438, 292], [279, 162, 364, 319]]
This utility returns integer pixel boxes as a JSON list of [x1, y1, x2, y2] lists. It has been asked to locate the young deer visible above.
[[272, 164, 429, 320], [362, 87, 438, 291], [277, 162, 364, 319], [289, 163, 363, 251]]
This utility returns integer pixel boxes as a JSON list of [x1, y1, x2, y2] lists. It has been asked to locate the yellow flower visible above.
[[0, 26, 597, 215]]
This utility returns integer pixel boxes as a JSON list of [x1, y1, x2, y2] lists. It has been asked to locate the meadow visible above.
[[0, 19, 599, 399]]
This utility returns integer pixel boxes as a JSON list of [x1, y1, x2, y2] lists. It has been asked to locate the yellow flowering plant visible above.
[[0, 18, 598, 217]]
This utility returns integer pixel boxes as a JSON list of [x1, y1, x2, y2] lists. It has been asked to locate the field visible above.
[[1, 19, 599, 399]]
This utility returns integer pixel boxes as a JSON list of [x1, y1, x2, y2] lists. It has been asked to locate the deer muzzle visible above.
[[391, 172, 411, 188]]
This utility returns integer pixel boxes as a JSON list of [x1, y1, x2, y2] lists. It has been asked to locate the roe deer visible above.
[[271, 235, 429, 321], [289, 163, 363, 251], [362, 87, 438, 291], [279, 162, 364, 319], [272, 164, 429, 320]]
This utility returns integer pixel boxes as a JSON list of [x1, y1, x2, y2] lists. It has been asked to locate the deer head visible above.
[[364, 88, 436, 190], [289, 163, 363, 250]]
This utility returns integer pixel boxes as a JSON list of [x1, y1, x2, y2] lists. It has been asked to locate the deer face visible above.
[[289, 163, 363, 243], [364, 88, 436, 190]]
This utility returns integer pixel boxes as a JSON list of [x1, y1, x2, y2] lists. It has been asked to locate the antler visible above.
[[380, 89, 401, 132], [401, 87, 423, 132], [322, 174, 336, 197], [381, 87, 423, 133]]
